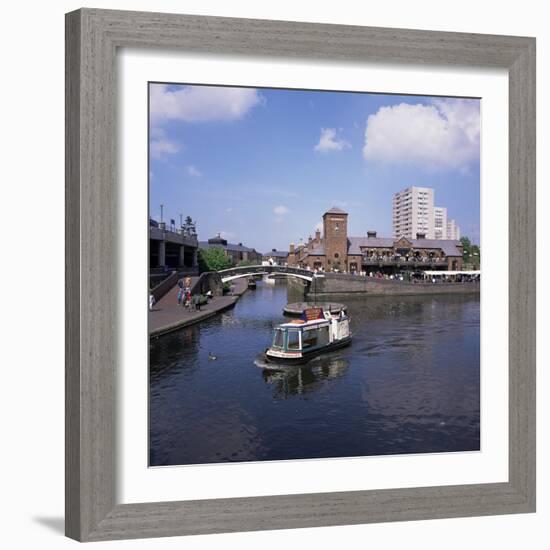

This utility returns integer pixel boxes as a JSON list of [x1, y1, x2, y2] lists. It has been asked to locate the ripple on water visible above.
[[149, 282, 480, 465]]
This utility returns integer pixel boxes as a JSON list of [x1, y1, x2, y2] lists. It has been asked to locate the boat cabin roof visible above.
[[277, 306, 347, 329], [278, 318, 329, 329]]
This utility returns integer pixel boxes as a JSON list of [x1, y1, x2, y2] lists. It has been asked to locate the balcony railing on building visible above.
[[149, 220, 198, 247], [361, 254, 449, 267]]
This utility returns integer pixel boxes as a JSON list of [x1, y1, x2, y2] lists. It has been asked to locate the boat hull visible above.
[[265, 336, 352, 366]]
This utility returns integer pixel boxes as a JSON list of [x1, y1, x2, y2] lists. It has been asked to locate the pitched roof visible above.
[[324, 206, 347, 215], [263, 250, 288, 258], [348, 236, 394, 254], [226, 243, 258, 253], [207, 235, 227, 245], [307, 244, 325, 256], [199, 241, 258, 253], [347, 236, 462, 256], [410, 239, 463, 256]]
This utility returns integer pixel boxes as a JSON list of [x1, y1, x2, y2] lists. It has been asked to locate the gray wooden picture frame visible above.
[[65, 8, 536, 542]]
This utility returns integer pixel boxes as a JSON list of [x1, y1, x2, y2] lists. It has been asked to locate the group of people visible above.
[[367, 271, 406, 280], [148, 275, 216, 313], [176, 275, 214, 311], [177, 275, 194, 308]]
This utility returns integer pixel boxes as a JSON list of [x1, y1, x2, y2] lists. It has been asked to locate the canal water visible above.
[[149, 280, 480, 466]]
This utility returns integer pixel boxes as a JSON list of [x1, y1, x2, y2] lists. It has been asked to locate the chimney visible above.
[[315, 228, 321, 242], [416, 232, 426, 240], [308, 235, 313, 245], [367, 230, 377, 238], [289, 243, 295, 253]]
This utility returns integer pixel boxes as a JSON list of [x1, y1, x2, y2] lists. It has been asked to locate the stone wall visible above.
[[309, 272, 479, 297], [191, 271, 224, 296], [150, 270, 179, 301]]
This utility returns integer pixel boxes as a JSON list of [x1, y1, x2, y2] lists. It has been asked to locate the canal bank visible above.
[[149, 277, 248, 338], [308, 272, 480, 298]]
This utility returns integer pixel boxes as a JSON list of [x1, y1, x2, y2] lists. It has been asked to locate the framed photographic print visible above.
[[65, 8, 536, 542]]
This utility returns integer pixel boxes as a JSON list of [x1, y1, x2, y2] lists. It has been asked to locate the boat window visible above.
[[302, 328, 319, 349], [287, 330, 301, 350], [302, 326, 330, 349], [272, 329, 284, 348], [317, 326, 330, 346]]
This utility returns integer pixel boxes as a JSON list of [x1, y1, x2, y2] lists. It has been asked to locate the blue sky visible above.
[[149, 84, 480, 251]]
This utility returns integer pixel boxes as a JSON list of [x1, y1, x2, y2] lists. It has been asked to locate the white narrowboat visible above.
[[265, 307, 352, 365]]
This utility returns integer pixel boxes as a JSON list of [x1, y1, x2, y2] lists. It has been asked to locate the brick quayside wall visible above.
[[310, 273, 479, 296]]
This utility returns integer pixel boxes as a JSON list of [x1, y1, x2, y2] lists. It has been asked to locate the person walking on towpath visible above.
[[184, 275, 192, 293]]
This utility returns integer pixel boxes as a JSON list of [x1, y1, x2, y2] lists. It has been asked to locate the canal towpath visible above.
[[149, 277, 248, 338]]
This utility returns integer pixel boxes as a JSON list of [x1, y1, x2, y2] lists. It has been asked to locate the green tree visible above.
[[236, 259, 255, 267], [198, 247, 232, 272], [459, 236, 480, 269], [460, 236, 472, 263], [470, 244, 481, 269]]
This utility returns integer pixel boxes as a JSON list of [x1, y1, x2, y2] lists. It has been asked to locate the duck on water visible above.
[[264, 307, 352, 366]]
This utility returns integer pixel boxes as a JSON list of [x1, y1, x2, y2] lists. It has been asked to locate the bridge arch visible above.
[[217, 264, 314, 283]]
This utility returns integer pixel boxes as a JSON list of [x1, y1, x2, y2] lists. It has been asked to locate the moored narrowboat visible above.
[[247, 278, 257, 289], [265, 307, 351, 365]]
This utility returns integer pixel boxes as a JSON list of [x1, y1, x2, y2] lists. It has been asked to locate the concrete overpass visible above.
[[149, 222, 198, 270]]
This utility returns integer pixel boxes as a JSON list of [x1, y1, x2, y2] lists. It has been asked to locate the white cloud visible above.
[[363, 99, 480, 171], [150, 127, 180, 160], [273, 205, 290, 216], [186, 165, 202, 177], [150, 139, 179, 159], [150, 84, 263, 123], [314, 128, 350, 153], [273, 205, 290, 224]]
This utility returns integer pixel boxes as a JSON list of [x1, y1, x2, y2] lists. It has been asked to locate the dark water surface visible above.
[[149, 281, 480, 466]]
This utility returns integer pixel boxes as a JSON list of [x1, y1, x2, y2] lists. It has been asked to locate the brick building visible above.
[[262, 249, 289, 266], [199, 234, 262, 265], [287, 207, 463, 274]]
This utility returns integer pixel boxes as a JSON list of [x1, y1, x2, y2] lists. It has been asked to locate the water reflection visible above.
[[149, 323, 202, 381], [261, 357, 350, 399], [149, 279, 480, 466]]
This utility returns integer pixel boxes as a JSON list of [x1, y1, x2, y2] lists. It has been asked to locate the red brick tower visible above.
[[323, 207, 348, 271]]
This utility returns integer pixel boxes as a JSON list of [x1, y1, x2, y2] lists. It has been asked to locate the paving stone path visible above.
[[149, 277, 248, 337]]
